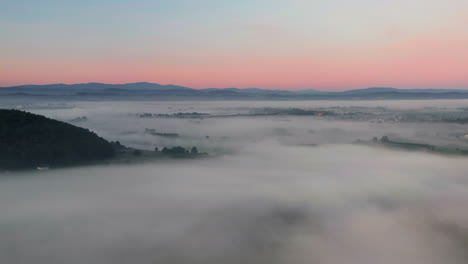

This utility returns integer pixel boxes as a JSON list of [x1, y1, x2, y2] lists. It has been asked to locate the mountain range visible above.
[[1, 82, 468, 100]]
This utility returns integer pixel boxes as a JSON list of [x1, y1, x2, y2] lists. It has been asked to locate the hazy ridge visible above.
[[2, 82, 468, 100]]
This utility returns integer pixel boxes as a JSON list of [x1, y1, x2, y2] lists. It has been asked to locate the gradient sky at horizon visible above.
[[1, 0, 468, 90]]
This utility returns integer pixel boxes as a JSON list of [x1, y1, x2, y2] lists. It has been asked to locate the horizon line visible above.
[[2, 82, 468, 92]]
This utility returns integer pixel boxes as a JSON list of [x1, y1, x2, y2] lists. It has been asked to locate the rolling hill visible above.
[[1, 83, 468, 100], [0, 109, 115, 170]]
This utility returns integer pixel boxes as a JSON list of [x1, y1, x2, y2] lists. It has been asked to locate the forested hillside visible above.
[[0, 109, 115, 170]]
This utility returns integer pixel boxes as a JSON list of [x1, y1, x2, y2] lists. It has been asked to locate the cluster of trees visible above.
[[157, 146, 199, 157], [371, 136, 435, 151], [0, 110, 115, 170], [372, 136, 389, 143], [173, 112, 209, 116], [250, 108, 334, 116], [443, 117, 468, 124], [139, 112, 209, 118]]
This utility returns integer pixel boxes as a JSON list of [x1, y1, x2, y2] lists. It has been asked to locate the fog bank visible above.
[[1, 143, 468, 263], [1, 100, 468, 263]]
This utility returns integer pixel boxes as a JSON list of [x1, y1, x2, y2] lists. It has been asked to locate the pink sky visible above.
[[1, 0, 467, 90]]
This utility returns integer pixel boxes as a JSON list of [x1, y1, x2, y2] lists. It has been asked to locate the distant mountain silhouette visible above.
[[0, 110, 115, 170], [1, 83, 467, 99], [339, 87, 468, 94], [339, 87, 399, 94], [4, 82, 191, 91]]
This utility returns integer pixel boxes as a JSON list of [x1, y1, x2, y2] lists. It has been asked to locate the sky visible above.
[[1, 0, 468, 90]]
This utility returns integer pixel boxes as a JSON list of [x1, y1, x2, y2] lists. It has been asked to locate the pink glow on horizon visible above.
[[2, 32, 467, 90]]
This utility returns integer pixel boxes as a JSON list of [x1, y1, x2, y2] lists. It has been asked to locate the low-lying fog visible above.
[[2, 99, 468, 264]]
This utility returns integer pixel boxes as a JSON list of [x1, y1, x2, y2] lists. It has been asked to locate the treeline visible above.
[[139, 112, 209, 118], [371, 136, 436, 151], [157, 146, 204, 157], [249, 108, 334, 116]]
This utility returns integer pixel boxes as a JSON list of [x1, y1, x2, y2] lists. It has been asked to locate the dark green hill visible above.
[[0, 109, 115, 170]]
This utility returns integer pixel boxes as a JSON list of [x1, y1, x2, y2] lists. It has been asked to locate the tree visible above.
[[161, 146, 186, 155], [381, 136, 389, 143], [191, 146, 198, 154]]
